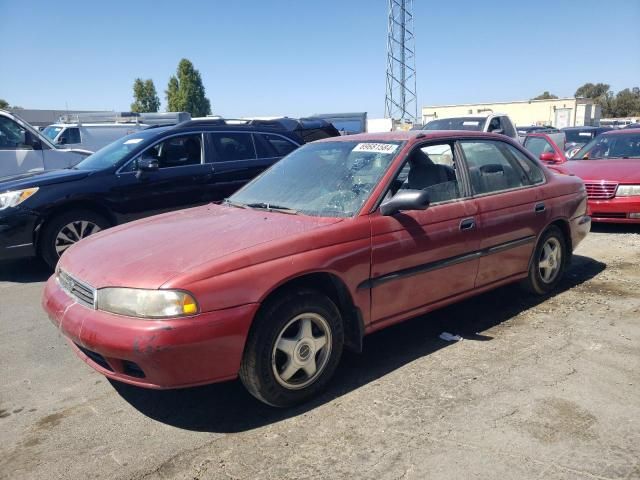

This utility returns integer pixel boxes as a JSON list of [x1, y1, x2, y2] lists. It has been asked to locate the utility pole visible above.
[[385, 0, 417, 124]]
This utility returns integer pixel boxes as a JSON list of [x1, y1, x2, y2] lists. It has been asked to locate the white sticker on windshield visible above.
[[579, 132, 592, 137], [463, 121, 480, 126], [353, 143, 398, 154], [124, 138, 143, 144]]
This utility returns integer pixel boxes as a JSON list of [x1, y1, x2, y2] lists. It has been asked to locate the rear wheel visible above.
[[522, 226, 567, 295], [40, 210, 110, 269], [239, 290, 344, 407]]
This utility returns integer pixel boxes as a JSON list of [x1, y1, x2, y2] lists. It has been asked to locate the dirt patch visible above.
[[520, 397, 598, 444]]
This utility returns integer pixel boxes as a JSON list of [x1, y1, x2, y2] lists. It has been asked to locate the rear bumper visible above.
[[0, 207, 38, 261], [570, 214, 591, 250], [587, 197, 640, 223], [42, 276, 259, 389]]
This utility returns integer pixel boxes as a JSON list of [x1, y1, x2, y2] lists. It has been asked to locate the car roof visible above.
[[562, 126, 605, 131], [315, 130, 509, 143], [602, 128, 640, 136]]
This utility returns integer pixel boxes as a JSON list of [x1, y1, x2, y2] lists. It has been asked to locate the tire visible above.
[[239, 290, 344, 407], [522, 225, 567, 295], [40, 209, 111, 269]]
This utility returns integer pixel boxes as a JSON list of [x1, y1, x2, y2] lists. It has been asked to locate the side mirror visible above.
[[539, 151, 562, 163], [137, 156, 159, 172], [24, 131, 42, 150], [380, 189, 430, 216]]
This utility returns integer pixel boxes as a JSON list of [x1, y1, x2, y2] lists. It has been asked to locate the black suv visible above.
[[0, 118, 339, 267]]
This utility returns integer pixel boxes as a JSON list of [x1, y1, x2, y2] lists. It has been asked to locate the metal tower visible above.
[[385, 0, 417, 123]]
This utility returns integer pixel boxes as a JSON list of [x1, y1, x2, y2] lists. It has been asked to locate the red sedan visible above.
[[555, 129, 640, 223], [43, 131, 590, 407]]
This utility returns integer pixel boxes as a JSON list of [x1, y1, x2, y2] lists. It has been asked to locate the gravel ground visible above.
[[0, 224, 638, 480]]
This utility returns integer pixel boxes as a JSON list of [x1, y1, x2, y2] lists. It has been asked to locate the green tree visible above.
[[165, 59, 211, 116], [611, 87, 640, 117], [130, 78, 160, 113], [532, 91, 558, 100], [0, 99, 9, 109], [575, 82, 616, 116]]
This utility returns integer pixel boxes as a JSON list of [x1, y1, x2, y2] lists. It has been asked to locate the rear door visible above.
[[459, 139, 548, 287], [0, 115, 45, 176], [369, 140, 481, 325]]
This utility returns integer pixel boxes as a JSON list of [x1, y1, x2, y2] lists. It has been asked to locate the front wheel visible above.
[[522, 226, 567, 295], [239, 290, 344, 407]]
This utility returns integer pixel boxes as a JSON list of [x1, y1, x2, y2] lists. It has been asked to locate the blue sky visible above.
[[1, 0, 638, 117]]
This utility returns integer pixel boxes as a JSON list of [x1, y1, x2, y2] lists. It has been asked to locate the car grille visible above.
[[58, 270, 96, 308], [584, 181, 618, 199]]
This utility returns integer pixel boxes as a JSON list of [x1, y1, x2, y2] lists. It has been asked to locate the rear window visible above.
[[425, 117, 486, 131], [565, 130, 594, 144]]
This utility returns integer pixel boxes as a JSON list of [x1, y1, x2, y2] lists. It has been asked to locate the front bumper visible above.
[[588, 197, 640, 224], [0, 207, 38, 261], [42, 276, 259, 389]]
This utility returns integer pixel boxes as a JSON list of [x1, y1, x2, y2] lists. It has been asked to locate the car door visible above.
[[459, 139, 548, 287], [110, 132, 213, 221], [0, 115, 45, 176], [368, 141, 481, 325]]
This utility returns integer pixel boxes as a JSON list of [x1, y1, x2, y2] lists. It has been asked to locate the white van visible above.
[[0, 110, 91, 179], [42, 112, 191, 152]]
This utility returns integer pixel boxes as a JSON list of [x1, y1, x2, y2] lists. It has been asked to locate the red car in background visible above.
[[523, 132, 567, 165], [42, 131, 590, 407], [555, 129, 640, 224]]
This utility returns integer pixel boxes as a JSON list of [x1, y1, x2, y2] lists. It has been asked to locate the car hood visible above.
[[59, 204, 343, 289], [560, 159, 640, 183], [0, 169, 92, 190]]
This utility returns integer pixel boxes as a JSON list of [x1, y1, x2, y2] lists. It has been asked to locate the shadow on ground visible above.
[[0, 258, 50, 283], [112, 254, 605, 433]]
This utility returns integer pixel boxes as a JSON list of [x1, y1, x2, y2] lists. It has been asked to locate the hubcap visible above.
[[538, 237, 562, 284], [55, 221, 102, 256], [272, 313, 332, 390]]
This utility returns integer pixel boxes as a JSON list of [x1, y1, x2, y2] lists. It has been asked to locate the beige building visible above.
[[421, 97, 600, 128]]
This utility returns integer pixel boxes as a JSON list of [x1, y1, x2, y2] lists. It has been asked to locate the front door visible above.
[[369, 141, 481, 325], [0, 115, 44, 176]]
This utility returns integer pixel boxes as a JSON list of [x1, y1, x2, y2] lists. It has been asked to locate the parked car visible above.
[[0, 110, 91, 178], [562, 126, 612, 158], [424, 113, 521, 142], [1, 119, 333, 267], [554, 129, 640, 223], [517, 125, 559, 136], [523, 132, 567, 164], [42, 130, 590, 407]]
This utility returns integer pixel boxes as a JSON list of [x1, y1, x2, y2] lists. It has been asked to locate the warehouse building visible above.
[[421, 97, 601, 128]]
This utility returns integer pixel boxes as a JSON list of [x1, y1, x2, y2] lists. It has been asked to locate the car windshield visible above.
[[572, 133, 640, 160], [229, 140, 404, 217], [42, 126, 63, 141], [565, 130, 594, 144], [72, 128, 166, 170], [424, 117, 486, 131]]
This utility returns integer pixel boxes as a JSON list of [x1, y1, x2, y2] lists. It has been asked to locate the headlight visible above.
[[0, 187, 39, 210], [616, 185, 640, 197], [96, 288, 199, 319]]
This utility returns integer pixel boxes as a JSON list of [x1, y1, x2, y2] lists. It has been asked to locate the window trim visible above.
[[457, 139, 546, 199], [257, 132, 301, 159], [116, 132, 206, 174]]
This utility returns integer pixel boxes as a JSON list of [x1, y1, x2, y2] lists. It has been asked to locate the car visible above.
[[554, 129, 640, 223], [1, 119, 334, 267], [0, 110, 91, 178], [516, 125, 559, 136], [623, 123, 640, 129], [423, 113, 521, 142], [562, 126, 613, 158], [523, 132, 567, 165], [42, 130, 591, 407]]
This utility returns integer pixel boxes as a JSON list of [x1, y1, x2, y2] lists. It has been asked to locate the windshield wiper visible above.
[[222, 199, 249, 209], [245, 202, 298, 214]]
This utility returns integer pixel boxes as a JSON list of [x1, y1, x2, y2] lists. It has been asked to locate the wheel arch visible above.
[[255, 271, 364, 353]]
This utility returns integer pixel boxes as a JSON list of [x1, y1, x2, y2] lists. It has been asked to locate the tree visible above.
[[575, 82, 616, 117], [0, 99, 9, 109], [165, 59, 211, 116], [130, 78, 160, 113], [611, 88, 640, 117], [532, 91, 558, 100]]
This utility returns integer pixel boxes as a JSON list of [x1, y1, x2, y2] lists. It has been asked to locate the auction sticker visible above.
[[124, 138, 144, 144], [353, 143, 399, 154]]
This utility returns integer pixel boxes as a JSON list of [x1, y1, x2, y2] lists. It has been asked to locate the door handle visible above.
[[459, 218, 475, 231], [534, 202, 546, 213]]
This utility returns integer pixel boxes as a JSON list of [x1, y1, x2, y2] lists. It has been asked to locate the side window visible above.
[[259, 133, 298, 157], [460, 141, 530, 195], [523, 136, 554, 157], [0, 117, 31, 150], [389, 142, 463, 204], [507, 144, 545, 184], [143, 134, 202, 169], [210, 132, 256, 161], [488, 117, 502, 133], [61, 127, 81, 144], [501, 117, 516, 138]]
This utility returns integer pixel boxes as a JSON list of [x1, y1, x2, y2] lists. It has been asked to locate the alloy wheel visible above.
[[55, 221, 102, 256], [538, 237, 562, 284], [272, 312, 332, 390]]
